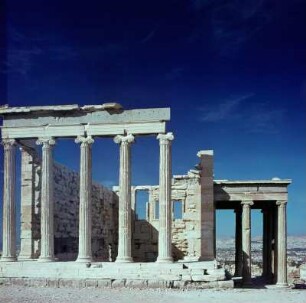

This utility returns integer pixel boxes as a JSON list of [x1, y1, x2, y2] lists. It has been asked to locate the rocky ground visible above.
[[0, 285, 305, 303]]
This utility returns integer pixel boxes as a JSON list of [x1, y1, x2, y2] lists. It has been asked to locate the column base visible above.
[[18, 255, 35, 261], [38, 256, 55, 262], [156, 256, 173, 263], [115, 256, 133, 263], [183, 256, 199, 262], [75, 257, 92, 263], [276, 282, 288, 287], [0, 256, 17, 262]]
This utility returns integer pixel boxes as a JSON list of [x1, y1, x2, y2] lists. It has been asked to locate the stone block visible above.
[[0, 278, 10, 286], [191, 274, 225, 282], [97, 279, 112, 288], [173, 280, 188, 288], [217, 280, 234, 288], [29, 278, 47, 287], [111, 279, 126, 288], [147, 279, 167, 288], [10, 278, 26, 286], [47, 279, 59, 288], [190, 269, 205, 275], [85, 279, 98, 287], [58, 279, 77, 288], [125, 279, 148, 288], [181, 274, 192, 281]]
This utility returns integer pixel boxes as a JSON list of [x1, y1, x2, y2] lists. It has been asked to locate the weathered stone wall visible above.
[[53, 163, 119, 261], [171, 171, 202, 261], [20, 149, 119, 261], [131, 169, 203, 262], [19, 146, 41, 260], [19, 148, 208, 263]]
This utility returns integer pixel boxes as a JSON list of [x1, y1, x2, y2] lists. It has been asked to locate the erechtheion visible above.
[[0, 103, 291, 288]]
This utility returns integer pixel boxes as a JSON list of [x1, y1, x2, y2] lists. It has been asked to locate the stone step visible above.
[[0, 261, 227, 284], [0, 277, 234, 289]]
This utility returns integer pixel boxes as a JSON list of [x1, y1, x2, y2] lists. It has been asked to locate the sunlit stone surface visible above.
[[0, 104, 291, 288]]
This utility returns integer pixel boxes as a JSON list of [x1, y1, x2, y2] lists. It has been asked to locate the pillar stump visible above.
[[242, 200, 253, 285], [276, 200, 288, 287]]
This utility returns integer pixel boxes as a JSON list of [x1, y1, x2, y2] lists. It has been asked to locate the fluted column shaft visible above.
[[242, 200, 253, 285], [276, 200, 288, 286], [1, 139, 17, 262], [36, 137, 55, 262], [76, 136, 94, 262], [157, 132, 174, 263], [114, 134, 134, 262], [234, 208, 242, 277]]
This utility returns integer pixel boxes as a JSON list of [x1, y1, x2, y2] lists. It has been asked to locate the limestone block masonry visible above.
[[130, 170, 205, 262], [24, 157, 119, 261], [52, 163, 119, 261]]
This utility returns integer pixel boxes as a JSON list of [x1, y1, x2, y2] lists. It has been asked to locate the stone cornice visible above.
[[197, 150, 214, 158]]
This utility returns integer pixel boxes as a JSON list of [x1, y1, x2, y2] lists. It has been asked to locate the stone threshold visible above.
[[0, 261, 233, 289], [0, 277, 234, 289]]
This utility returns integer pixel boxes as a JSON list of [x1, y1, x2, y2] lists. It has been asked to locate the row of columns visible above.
[[1, 132, 174, 263], [234, 200, 288, 286]]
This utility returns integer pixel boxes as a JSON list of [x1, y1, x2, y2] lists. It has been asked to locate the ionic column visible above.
[[234, 208, 242, 277], [75, 136, 94, 262], [1, 139, 17, 262], [276, 200, 288, 286], [241, 200, 253, 285], [156, 132, 174, 263], [114, 134, 135, 262], [36, 137, 55, 262]]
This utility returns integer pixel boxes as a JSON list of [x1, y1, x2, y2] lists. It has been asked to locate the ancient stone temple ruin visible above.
[[0, 104, 291, 288]]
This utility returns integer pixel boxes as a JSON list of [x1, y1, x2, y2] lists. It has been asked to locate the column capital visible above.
[[1, 139, 16, 149], [36, 137, 56, 147], [276, 200, 287, 206], [114, 134, 135, 144], [157, 132, 174, 144], [75, 135, 94, 145], [241, 200, 254, 207]]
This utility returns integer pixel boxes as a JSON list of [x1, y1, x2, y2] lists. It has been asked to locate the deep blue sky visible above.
[[0, 0, 305, 238]]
